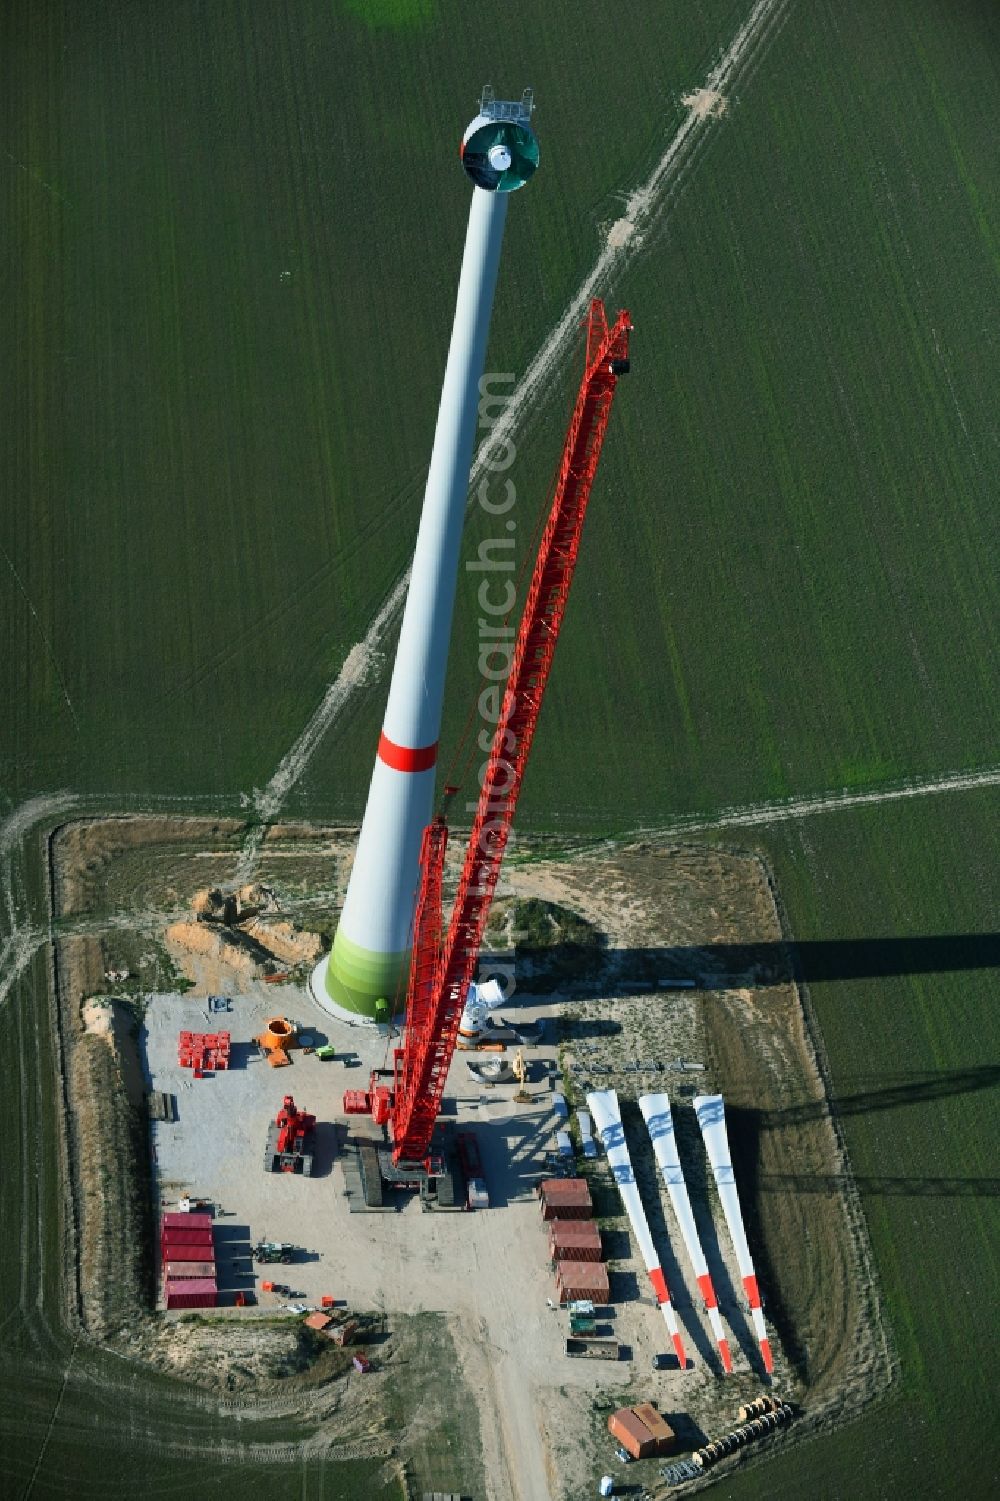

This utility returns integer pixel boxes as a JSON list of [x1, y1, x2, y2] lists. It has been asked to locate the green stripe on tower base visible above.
[[326, 928, 410, 1019]]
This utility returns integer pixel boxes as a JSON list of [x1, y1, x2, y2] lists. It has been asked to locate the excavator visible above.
[[512, 1050, 532, 1105]]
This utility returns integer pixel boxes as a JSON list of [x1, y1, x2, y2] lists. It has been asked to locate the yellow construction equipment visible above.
[[512, 1049, 532, 1104]]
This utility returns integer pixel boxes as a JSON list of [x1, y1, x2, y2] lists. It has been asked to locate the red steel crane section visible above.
[[390, 300, 631, 1165]]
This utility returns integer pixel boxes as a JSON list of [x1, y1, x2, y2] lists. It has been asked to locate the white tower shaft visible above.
[[315, 187, 510, 1018]]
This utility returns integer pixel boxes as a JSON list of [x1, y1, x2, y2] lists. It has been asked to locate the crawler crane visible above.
[[344, 300, 631, 1202]]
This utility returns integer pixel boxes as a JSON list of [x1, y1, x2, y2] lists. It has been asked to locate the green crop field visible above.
[[3, 0, 999, 1496], [0, 0, 747, 809], [715, 786, 999, 1500]]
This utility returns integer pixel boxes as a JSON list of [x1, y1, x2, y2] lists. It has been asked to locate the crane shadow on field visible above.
[[761, 1064, 1000, 1124], [514, 932, 1000, 997], [758, 1171, 1000, 1198]]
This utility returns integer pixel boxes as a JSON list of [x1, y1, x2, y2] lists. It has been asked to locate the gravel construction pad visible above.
[[143, 980, 567, 1313]]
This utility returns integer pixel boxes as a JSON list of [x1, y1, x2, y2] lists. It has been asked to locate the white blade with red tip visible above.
[[694, 1093, 773, 1375], [640, 1092, 732, 1373], [587, 1090, 688, 1370]]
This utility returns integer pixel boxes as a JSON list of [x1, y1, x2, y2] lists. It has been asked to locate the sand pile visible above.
[[164, 919, 263, 982], [165, 884, 323, 992], [242, 917, 323, 967]]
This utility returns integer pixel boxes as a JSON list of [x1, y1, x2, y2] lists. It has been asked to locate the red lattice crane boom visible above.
[[386, 300, 632, 1166]]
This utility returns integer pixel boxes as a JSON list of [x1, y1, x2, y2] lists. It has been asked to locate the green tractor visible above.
[[253, 1240, 296, 1265]]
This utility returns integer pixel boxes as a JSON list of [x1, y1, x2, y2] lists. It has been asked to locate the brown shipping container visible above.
[[554, 1260, 610, 1304], [161, 1212, 213, 1232], [608, 1409, 656, 1460], [542, 1201, 591, 1222], [164, 1278, 217, 1310], [540, 1180, 592, 1221], [164, 1260, 216, 1280], [549, 1221, 602, 1262], [160, 1241, 215, 1261], [631, 1404, 677, 1455], [550, 1242, 602, 1263], [539, 1178, 591, 1204]]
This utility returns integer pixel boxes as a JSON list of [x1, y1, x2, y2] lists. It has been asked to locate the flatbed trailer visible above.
[[455, 1130, 484, 1179], [565, 1336, 623, 1360], [456, 1129, 490, 1208]]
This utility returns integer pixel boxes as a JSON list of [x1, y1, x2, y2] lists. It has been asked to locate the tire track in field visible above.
[[0, 794, 78, 860], [638, 764, 1000, 839], [19, 1335, 80, 1501], [0, 793, 70, 1014], [0, 927, 46, 1012], [236, 0, 793, 876]]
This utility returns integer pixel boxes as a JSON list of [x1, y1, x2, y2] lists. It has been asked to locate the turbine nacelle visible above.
[[461, 86, 539, 192]]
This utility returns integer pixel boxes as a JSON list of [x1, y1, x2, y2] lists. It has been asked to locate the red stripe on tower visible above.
[[743, 1274, 761, 1308], [377, 733, 438, 773]]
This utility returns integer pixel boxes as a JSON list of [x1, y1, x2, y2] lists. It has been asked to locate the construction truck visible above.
[[456, 1129, 489, 1209], [263, 1095, 316, 1175]]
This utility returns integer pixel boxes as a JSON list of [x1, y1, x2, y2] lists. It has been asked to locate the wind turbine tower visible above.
[[312, 88, 539, 1021]]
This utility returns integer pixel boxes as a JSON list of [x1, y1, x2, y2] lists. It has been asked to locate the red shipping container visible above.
[[161, 1231, 213, 1248], [164, 1261, 216, 1280], [160, 1227, 214, 1247], [608, 1408, 656, 1460], [540, 1179, 592, 1221], [161, 1241, 215, 1262], [554, 1260, 610, 1304], [161, 1212, 213, 1231], [162, 1241, 214, 1260], [548, 1221, 602, 1262], [164, 1278, 217, 1310]]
